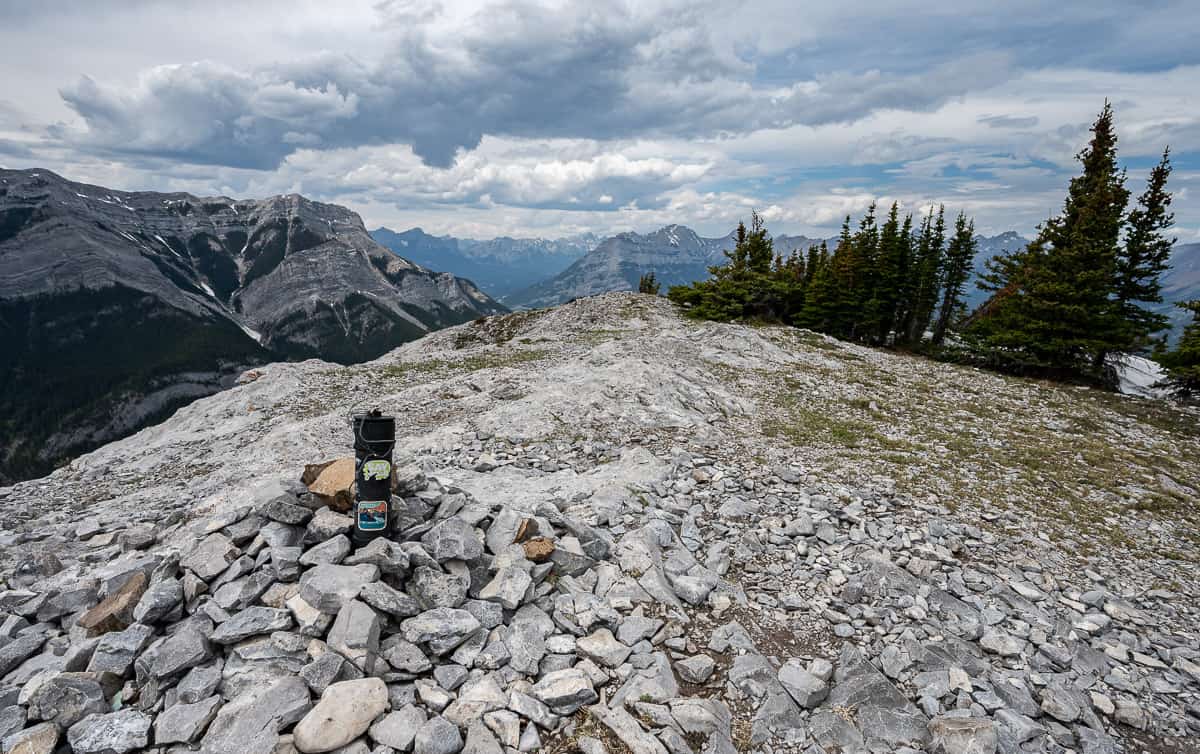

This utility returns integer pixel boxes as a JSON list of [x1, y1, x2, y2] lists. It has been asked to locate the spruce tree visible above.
[[903, 206, 946, 345], [840, 205, 877, 339], [968, 102, 1131, 379], [638, 272, 661, 295], [1157, 300, 1200, 399], [864, 202, 907, 345], [667, 212, 777, 321], [798, 243, 837, 331], [1116, 148, 1174, 351], [932, 212, 976, 346]]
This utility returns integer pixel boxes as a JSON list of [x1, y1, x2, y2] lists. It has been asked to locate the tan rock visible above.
[[6, 721, 59, 754], [522, 538, 555, 563], [292, 678, 388, 752], [305, 458, 356, 513], [76, 572, 147, 636]]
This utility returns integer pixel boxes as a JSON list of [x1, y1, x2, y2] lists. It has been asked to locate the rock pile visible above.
[[0, 461, 730, 753]]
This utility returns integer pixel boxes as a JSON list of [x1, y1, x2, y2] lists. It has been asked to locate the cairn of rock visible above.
[[0, 461, 732, 754], [1, 438, 1198, 754]]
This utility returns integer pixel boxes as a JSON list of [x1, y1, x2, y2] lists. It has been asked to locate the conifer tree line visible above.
[[668, 101, 1196, 395], [667, 201, 979, 350]]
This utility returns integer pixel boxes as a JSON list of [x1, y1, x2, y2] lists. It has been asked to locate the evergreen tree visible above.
[[1157, 300, 1200, 399], [902, 206, 945, 345], [968, 102, 1131, 378], [864, 203, 906, 344], [638, 272, 661, 295], [797, 243, 837, 331], [667, 212, 778, 321], [771, 249, 807, 323], [1116, 148, 1174, 351], [839, 205, 877, 339], [932, 212, 976, 346], [804, 244, 822, 287]]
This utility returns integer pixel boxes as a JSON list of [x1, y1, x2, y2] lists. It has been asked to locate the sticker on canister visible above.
[[357, 500, 388, 531], [362, 459, 392, 481]]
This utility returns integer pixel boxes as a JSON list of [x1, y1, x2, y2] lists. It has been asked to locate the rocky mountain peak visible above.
[[0, 168, 506, 483], [0, 293, 1196, 752]]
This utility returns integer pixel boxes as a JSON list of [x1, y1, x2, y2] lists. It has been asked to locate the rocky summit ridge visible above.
[[0, 293, 1198, 754]]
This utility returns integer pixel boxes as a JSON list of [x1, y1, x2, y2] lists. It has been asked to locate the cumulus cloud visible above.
[[49, 1, 1021, 170], [265, 137, 714, 210], [2, 0, 1198, 240]]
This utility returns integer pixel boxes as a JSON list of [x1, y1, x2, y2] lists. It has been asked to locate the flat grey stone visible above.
[[928, 715, 998, 754], [151, 626, 214, 679], [304, 508, 354, 545], [211, 607, 293, 644], [413, 715, 464, 754], [370, 705, 427, 750], [532, 668, 597, 715], [182, 534, 239, 582], [178, 663, 223, 704], [819, 645, 929, 748], [462, 719, 503, 754], [400, 608, 482, 655], [132, 577, 183, 624], [81, 621, 152, 676], [26, 672, 108, 727], [0, 631, 46, 676], [67, 710, 152, 754], [380, 635, 433, 674], [300, 535, 352, 567], [478, 566, 531, 610], [576, 628, 631, 668], [676, 655, 716, 684], [299, 564, 381, 614], [343, 537, 409, 574], [327, 599, 381, 673], [422, 518, 483, 563], [359, 581, 422, 618], [199, 677, 311, 754], [410, 566, 469, 610], [0, 705, 26, 741], [778, 659, 829, 708], [155, 695, 222, 744]]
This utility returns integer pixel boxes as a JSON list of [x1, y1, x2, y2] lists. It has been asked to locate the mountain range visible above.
[[370, 227, 597, 300], [376, 224, 1197, 343], [0, 169, 504, 483]]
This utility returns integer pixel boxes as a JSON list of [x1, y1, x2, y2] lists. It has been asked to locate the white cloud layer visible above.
[[0, 0, 1197, 240]]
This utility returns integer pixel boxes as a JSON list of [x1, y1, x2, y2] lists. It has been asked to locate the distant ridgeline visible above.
[[369, 227, 596, 302], [0, 169, 506, 484]]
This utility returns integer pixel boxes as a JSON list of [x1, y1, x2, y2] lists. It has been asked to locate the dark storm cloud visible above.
[[51, 1, 1016, 170]]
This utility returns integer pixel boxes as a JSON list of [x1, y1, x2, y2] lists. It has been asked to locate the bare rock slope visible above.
[[0, 293, 1198, 753]]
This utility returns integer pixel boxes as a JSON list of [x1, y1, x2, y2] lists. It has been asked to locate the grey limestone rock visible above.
[[67, 710, 152, 754], [155, 695, 222, 744]]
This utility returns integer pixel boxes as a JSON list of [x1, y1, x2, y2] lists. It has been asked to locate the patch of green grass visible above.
[[380, 349, 552, 381]]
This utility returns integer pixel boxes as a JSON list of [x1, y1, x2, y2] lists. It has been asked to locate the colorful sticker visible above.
[[362, 459, 392, 481], [357, 500, 388, 531]]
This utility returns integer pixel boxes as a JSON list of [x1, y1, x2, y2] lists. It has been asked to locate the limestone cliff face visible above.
[[0, 168, 505, 482]]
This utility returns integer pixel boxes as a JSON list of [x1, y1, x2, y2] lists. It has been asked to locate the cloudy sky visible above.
[[1, 0, 1197, 241]]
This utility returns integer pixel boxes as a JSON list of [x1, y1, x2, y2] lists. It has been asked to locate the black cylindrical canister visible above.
[[351, 409, 396, 548]]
